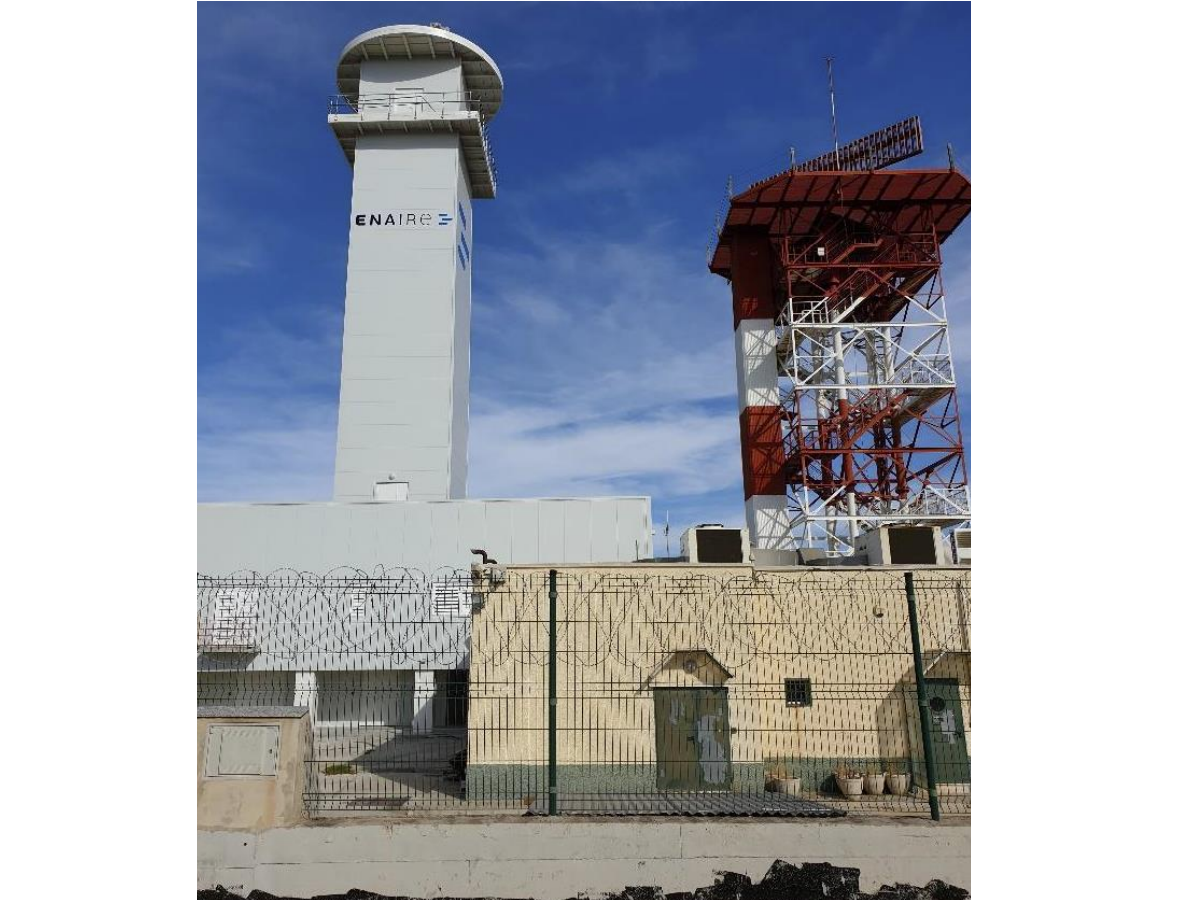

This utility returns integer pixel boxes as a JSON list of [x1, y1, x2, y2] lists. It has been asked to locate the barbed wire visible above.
[[197, 567, 969, 673]]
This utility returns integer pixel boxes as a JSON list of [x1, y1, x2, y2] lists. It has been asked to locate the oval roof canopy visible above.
[[336, 24, 504, 118]]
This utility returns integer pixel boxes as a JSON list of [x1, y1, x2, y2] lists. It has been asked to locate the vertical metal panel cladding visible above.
[[320, 504, 355, 567], [483, 501, 515, 563], [537, 501, 567, 562], [454, 501, 488, 563], [739, 408, 788, 500], [428, 502, 461, 568], [616, 498, 653, 560], [509, 502, 540, 562], [588, 499, 620, 562], [198, 498, 654, 575], [729, 231, 777, 326], [734, 319, 781, 412], [400, 503, 435, 569], [745, 495, 794, 550], [562, 501, 595, 563]]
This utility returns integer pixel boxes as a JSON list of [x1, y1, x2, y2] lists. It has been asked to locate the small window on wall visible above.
[[785, 678, 812, 707]]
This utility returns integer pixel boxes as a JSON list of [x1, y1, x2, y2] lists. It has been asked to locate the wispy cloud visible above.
[[468, 223, 744, 552], [198, 306, 341, 502], [471, 408, 739, 498], [198, 397, 337, 502]]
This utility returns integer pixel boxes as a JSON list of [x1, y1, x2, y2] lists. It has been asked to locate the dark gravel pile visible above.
[[198, 859, 968, 900]]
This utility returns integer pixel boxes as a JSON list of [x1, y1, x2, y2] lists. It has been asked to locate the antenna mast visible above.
[[825, 56, 841, 169]]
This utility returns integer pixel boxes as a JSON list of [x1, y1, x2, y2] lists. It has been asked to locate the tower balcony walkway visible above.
[[328, 91, 498, 198]]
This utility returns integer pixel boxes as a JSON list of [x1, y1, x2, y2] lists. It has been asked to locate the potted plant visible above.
[[765, 762, 803, 796], [885, 763, 910, 796], [834, 765, 863, 799], [862, 764, 886, 796]]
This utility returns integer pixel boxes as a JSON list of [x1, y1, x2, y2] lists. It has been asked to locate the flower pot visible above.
[[885, 773, 910, 795], [863, 773, 886, 795], [835, 775, 863, 799], [767, 776, 803, 797]]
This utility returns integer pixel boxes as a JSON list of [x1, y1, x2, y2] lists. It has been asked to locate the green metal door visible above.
[[653, 688, 733, 791], [926, 678, 970, 784]]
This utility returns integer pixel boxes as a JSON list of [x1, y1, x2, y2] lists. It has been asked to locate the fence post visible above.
[[905, 571, 942, 821], [548, 569, 558, 815]]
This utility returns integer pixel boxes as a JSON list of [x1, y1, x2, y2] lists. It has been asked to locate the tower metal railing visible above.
[[328, 90, 498, 186]]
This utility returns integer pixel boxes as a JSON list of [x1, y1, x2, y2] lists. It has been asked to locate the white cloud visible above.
[[467, 225, 746, 550], [198, 307, 340, 502], [471, 407, 740, 498], [198, 398, 336, 502]]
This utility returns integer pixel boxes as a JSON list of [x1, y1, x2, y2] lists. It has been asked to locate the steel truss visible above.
[[775, 210, 969, 553]]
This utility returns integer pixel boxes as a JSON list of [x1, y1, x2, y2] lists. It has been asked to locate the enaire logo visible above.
[[353, 211, 451, 228]]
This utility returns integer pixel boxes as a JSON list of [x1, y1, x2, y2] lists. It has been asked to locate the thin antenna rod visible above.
[[825, 56, 841, 169]]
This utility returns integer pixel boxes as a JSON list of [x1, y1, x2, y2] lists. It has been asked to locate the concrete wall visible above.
[[198, 819, 970, 897], [467, 565, 970, 796], [359, 59, 464, 97], [197, 711, 311, 832]]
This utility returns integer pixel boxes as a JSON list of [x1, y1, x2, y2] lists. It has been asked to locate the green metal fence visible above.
[[197, 565, 970, 818]]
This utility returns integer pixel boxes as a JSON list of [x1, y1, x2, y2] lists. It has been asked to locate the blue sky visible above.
[[198, 1, 971, 551]]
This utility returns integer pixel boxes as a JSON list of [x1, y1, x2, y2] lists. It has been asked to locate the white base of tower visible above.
[[746, 495, 794, 550]]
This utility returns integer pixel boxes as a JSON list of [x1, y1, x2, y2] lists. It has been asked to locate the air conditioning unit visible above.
[[853, 525, 950, 566], [679, 525, 749, 564], [952, 529, 971, 564]]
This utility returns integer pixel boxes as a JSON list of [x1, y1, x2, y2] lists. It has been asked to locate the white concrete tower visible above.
[[328, 25, 502, 502]]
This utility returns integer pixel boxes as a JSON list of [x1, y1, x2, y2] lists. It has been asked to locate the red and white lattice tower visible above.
[[709, 118, 971, 554]]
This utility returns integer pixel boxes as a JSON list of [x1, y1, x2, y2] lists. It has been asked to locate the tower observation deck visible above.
[[710, 154, 971, 555]]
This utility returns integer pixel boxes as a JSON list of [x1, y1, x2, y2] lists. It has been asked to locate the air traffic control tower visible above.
[[328, 25, 502, 502]]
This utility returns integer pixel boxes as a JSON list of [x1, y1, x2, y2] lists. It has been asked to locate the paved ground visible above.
[[308, 726, 468, 811], [303, 726, 969, 818]]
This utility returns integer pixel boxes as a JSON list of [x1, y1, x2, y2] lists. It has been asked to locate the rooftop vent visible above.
[[198, 589, 259, 653], [431, 575, 473, 617]]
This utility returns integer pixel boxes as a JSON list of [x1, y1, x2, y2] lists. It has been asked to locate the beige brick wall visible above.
[[467, 565, 971, 770]]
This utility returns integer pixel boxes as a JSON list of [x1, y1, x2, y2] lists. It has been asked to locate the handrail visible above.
[[329, 90, 498, 188], [328, 90, 491, 117]]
